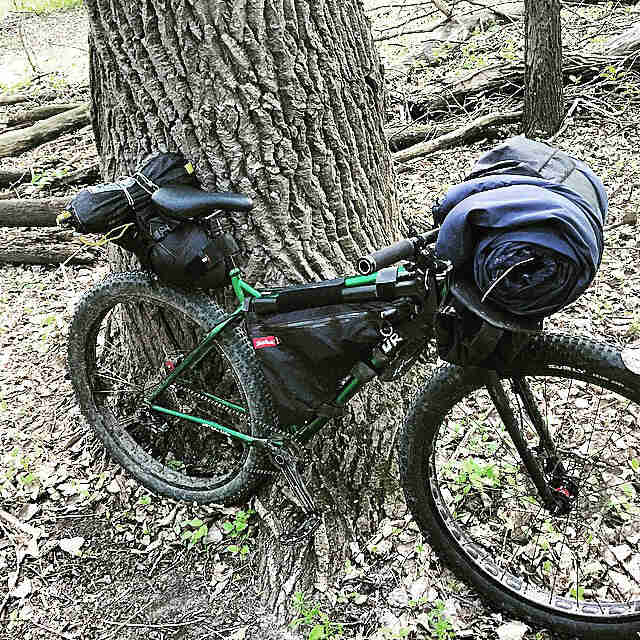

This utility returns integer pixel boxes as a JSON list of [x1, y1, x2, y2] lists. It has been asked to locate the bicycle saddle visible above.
[[151, 185, 253, 219]]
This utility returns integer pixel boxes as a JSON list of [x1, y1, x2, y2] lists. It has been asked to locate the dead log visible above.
[[0, 168, 30, 189], [607, 23, 640, 57], [414, 47, 640, 116], [386, 121, 459, 151], [393, 110, 522, 163], [2, 103, 86, 127], [0, 105, 91, 159], [0, 94, 29, 106], [0, 228, 97, 265], [0, 197, 68, 227], [417, 3, 524, 62]]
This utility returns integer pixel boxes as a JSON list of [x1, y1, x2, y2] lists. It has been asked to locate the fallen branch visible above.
[[0, 94, 30, 106], [0, 104, 91, 159], [0, 196, 68, 227], [386, 121, 459, 152], [2, 103, 86, 127], [393, 111, 522, 163], [0, 229, 97, 265]]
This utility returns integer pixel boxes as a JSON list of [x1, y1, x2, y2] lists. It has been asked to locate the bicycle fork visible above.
[[486, 372, 576, 515]]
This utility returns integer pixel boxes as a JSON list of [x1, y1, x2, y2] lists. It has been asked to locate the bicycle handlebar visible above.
[[357, 239, 415, 276], [357, 228, 439, 276]]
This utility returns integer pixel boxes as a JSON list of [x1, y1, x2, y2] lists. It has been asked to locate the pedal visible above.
[[279, 510, 322, 545], [266, 442, 321, 544]]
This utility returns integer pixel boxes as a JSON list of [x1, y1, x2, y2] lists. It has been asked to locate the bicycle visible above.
[[66, 184, 640, 639]]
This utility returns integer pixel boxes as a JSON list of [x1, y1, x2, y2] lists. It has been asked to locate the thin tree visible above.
[[85, 0, 412, 615], [523, 0, 564, 137]]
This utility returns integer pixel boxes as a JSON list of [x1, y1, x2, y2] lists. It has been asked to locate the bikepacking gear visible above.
[[246, 300, 414, 427], [434, 136, 608, 318], [65, 152, 196, 233], [64, 153, 241, 290]]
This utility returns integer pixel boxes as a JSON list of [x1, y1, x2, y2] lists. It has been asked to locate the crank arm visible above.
[[268, 448, 316, 514]]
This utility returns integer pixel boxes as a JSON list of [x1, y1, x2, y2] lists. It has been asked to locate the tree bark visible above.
[[523, 0, 564, 137], [0, 197, 68, 227], [86, 0, 405, 619], [0, 104, 90, 159], [0, 228, 97, 265]]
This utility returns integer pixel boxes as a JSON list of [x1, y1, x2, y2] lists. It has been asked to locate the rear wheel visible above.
[[400, 334, 640, 638], [67, 271, 276, 504]]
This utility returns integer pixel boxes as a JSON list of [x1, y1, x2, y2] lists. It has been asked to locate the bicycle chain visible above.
[[170, 382, 314, 479], [173, 382, 247, 422]]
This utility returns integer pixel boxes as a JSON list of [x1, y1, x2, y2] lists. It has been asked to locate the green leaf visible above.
[[222, 521, 234, 533], [192, 524, 208, 542], [308, 625, 325, 640], [227, 544, 239, 553], [632, 458, 640, 472]]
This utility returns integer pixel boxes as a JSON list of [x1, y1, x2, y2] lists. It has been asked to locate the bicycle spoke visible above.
[[430, 369, 640, 618]]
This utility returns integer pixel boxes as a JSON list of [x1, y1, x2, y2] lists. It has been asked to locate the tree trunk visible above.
[[86, 0, 404, 621], [523, 0, 564, 137]]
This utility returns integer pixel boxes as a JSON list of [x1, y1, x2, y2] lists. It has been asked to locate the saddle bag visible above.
[[245, 300, 413, 427], [65, 152, 196, 233], [146, 217, 238, 289]]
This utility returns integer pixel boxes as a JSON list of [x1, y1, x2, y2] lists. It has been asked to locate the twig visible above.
[[16, 13, 38, 75], [546, 97, 581, 143], [29, 622, 75, 640], [393, 110, 522, 163], [98, 601, 155, 640]]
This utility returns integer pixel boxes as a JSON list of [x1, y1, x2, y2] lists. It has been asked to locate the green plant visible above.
[[222, 509, 254, 554], [425, 601, 454, 640], [30, 167, 69, 187], [180, 517, 208, 547], [290, 592, 343, 640]]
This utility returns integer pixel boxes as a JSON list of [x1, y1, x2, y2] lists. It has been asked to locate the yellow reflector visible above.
[[56, 211, 72, 225]]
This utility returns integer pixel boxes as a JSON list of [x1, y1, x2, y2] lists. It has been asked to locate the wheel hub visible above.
[[550, 476, 579, 515]]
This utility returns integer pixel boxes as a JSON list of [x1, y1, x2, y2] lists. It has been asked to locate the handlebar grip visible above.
[[357, 238, 416, 276]]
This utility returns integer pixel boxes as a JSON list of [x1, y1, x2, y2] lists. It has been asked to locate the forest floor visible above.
[[1, 3, 640, 640]]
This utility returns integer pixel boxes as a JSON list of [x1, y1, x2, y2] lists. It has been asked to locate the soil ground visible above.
[[1, 4, 639, 640]]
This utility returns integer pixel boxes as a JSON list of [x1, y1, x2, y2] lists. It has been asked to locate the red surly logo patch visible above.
[[252, 336, 280, 349]]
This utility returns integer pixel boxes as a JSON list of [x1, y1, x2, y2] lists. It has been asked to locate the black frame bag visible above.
[[245, 300, 413, 427]]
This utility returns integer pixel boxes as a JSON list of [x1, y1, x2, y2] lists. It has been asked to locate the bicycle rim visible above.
[[85, 296, 250, 489], [428, 370, 640, 622]]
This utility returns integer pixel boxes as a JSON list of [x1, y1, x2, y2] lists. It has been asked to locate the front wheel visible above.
[[400, 333, 640, 638], [67, 271, 277, 505]]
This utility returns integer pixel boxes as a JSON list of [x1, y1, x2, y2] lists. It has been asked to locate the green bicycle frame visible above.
[[145, 266, 398, 448]]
